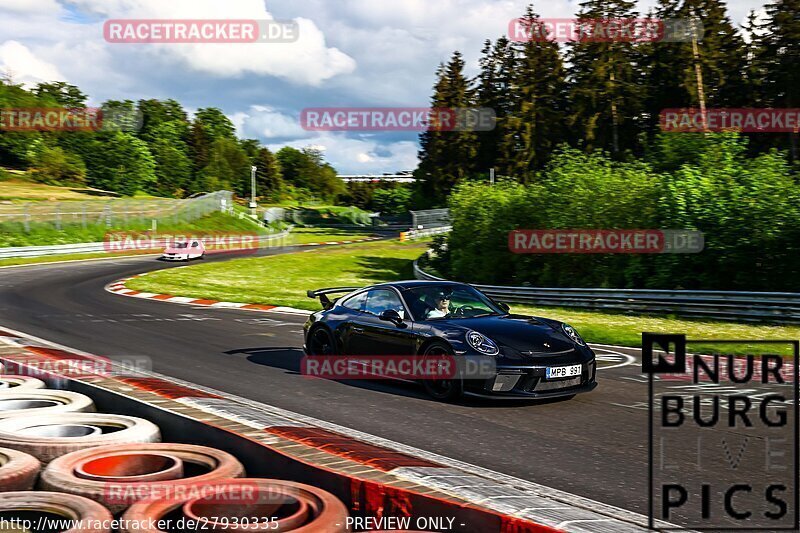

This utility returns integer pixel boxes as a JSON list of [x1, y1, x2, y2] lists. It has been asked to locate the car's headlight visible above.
[[466, 330, 499, 355], [562, 323, 586, 346]]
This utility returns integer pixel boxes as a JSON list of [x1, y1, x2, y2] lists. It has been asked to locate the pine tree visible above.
[[566, 0, 645, 156], [474, 37, 516, 174], [764, 0, 800, 161], [679, 0, 748, 108], [415, 52, 478, 205], [641, 0, 747, 138], [499, 6, 568, 179]]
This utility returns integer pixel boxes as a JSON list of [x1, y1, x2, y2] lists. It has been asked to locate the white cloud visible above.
[[268, 134, 419, 174], [0, 0, 61, 13], [0, 41, 65, 87], [63, 0, 356, 84], [232, 106, 310, 139]]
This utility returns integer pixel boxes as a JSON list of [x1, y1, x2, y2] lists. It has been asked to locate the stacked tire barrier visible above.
[[0, 384, 361, 532]]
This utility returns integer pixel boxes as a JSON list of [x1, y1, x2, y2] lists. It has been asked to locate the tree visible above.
[[137, 99, 189, 144], [276, 146, 343, 201], [763, 0, 800, 160], [253, 147, 284, 200], [641, 0, 748, 138], [100, 100, 140, 133], [151, 140, 192, 197], [199, 137, 251, 194], [0, 79, 48, 167], [373, 187, 412, 215], [29, 145, 86, 185], [188, 120, 212, 176], [475, 37, 516, 173], [83, 133, 156, 196], [499, 6, 569, 178], [415, 52, 478, 205], [33, 82, 87, 108], [566, 0, 644, 156], [193, 108, 236, 141]]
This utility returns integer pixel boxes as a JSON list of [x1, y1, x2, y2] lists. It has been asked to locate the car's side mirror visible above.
[[497, 302, 511, 313], [379, 309, 405, 327]]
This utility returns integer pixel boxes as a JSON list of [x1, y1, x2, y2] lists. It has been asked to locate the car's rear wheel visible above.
[[421, 342, 462, 402], [307, 328, 336, 356]]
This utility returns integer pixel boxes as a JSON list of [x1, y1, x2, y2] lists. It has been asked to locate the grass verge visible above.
[[128, 240, 426, 310], [0, 178, 121, 201], [127, 239, 799, 354], [0, 211, 268, 248], [286, 227, 375, 245]]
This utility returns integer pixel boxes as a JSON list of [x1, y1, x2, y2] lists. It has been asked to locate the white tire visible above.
[[0, 447, 40, 491], [0, 389, 95, 419], [0, 491, 112, 532], [0, 413, 161, 464], [0, 375, 46, 390]]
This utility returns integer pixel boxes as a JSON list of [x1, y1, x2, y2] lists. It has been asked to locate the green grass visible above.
[[506, 304, 799, 356], [286, 227, 375, 245], [0, 212, 268, 248], [0, 179, 120, 201], [128, 239, 427, 310], [0, 250, 156, 268], [128, 238, 799, 355]]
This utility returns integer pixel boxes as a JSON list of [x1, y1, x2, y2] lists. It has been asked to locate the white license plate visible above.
[[546, 364, 582, 379]]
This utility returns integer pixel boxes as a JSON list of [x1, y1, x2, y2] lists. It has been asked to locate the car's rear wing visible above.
[[306, 287, 362, 310]]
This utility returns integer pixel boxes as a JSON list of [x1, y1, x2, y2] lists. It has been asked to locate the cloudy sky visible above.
[[0, 0, 767, 173]]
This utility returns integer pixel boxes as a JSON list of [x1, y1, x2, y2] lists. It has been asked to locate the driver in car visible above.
[[426, 290, 451, 319]]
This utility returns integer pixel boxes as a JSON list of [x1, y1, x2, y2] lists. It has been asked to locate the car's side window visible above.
[[340, 291, 367, 312], [364, 290, 405, 319], [191, 242, 199, 248]]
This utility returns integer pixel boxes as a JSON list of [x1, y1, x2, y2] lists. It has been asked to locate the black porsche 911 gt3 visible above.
[[303, 281, 597, 401]]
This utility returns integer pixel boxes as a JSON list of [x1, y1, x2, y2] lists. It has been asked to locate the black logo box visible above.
[[644, 333, 800, 531]]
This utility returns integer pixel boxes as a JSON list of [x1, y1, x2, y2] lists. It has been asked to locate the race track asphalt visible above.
[[0, 246, 793, 530]]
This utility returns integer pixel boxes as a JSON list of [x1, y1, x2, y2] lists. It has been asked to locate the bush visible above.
[[441, 136, 800, 291], [372, 187, 412, 215], [29, 146, 87, 186]]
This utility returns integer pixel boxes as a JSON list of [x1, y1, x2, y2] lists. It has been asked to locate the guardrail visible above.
[[0, 230, 292, 260], [413, 255, 800, 323], [401, 225, 452, 240]]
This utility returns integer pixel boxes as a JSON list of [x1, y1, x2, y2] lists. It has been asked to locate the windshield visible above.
[[173, 242, 189, 249], [406, 285, 503, 321]]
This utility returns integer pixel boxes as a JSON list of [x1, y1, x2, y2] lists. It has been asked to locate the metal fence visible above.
[[0, 191, 233, 231], [410, 209, 450, 230], [413, 256, 800, 323]]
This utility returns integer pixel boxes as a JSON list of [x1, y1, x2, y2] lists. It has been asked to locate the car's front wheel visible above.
[[307, 327, 336, 356], [421, 341, 462, 402]]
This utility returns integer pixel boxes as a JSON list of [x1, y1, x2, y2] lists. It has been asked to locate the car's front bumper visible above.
[[161, 254, 188, 261], [464, 357, 597, 398]]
